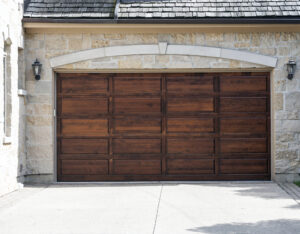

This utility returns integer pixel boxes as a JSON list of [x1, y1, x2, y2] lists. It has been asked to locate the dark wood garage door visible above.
[[56, 72, 270, 181]]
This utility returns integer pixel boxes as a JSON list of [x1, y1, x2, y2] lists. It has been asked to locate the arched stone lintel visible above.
[[50, 43, 277, 68]]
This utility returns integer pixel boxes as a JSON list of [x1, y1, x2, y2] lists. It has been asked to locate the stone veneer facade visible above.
[[24, 31, 300, 183], [0, 0, 26, 196]]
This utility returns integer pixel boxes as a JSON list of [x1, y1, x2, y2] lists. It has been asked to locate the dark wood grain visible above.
[[220, 97, 267, 113], [167, 138, 214, 154], [220, 138, 267, 153], [60, 74, 108, 94], [167, 159, 214, 174], [220, 76, 267, 92], [167, 118, 214, 133], [168, 98, 214, 113], [113, 117, 161, 133], [61, 97, 108, 116], [220, 159, 268, 174], [220, 118, 267, 134], [167, 76, 214, 94], [113, 160, 161, 175], [61, 119, 108, 137], [57, 72, 270, 181], [114, 98, 161, 114], [113, 138, 162, 154], [114, 78, 161, 95], [61, 139, 108, 154], [61, 160, 108, 175]]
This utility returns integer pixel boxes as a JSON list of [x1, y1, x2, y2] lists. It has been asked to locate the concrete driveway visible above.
[[0, 182, 299, 234]]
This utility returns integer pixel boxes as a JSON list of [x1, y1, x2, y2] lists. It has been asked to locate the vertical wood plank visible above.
[[56, 73, 62, 181], [161, 74, 166, 176], [214, 75, 220, 176], [109, 75, 113, 175]]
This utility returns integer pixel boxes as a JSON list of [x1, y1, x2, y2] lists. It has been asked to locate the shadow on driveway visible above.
[[187, 219, 300, 234]]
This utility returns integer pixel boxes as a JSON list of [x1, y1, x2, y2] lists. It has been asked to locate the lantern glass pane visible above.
[[35, 65, 39, 75], [288, 65, 292, 74]]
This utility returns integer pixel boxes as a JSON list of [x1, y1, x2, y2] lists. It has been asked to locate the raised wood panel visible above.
[[220, 138, 267, 153], [220, 76, 267, 92], [114, 160, 161, 175], [167, 159, 214, 174], [114, 98, 161, 113], [167, 118, 214, 133], [220, 118, 267, 134], [61, 98, 108, 116], [61, 77, 108, 94], [113, 138, 162, 154], [61, 139, 108, 154], [167, 138, 214, 154], [61, 160, 108, 175], [114, 78, 161, 95], [167, 98, 214, 113], [61, 119, 108, 137], [220, 98, 267, 113], [167, 77, 213, 94], [114, 118, 161, 133], [220, 159, 268, 174]]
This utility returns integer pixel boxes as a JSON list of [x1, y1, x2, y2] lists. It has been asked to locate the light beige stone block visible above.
[[275, 93, 284, 111], [286, 92, 300, 111]]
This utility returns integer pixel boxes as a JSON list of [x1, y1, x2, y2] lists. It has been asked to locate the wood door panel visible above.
[[61, 139, 108, 154], [61, 119, 108, 137], [167, 159, 214, 174], [167, 77, 213, 94], [220, 98, 267, 113], [113, 160, 161, 175], [114, 78, 161, 95], [167, 138, 214, 154], [113, 138, 162, 154], [220, 118, 267, 134], [220, 159, 268, 174], [220, 138, 267, 153], [114, 98, 161, 114], [168, 98, 214, 113], [60, 76, 108, 94], [114, 117, 161, 133], [61, 98, 108, 116], [220, 76, 267, 92], [61, 160, 108, 175], [57, 73, 270, 181], [167, 118, 214, 133]]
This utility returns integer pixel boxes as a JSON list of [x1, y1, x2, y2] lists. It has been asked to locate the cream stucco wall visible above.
[[24, 31, 300, 182], [0, 0, 26, 196]]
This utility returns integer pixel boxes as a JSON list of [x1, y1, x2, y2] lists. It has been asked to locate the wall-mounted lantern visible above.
[[32, 59, 42, 80], [287, 59, 296, 80]]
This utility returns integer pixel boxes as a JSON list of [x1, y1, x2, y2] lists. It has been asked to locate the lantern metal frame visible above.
[[32, 59, 42, 80], [287, 59, 296, 80]]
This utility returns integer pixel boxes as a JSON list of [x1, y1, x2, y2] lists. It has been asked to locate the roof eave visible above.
[[22, 17, 300, 24]]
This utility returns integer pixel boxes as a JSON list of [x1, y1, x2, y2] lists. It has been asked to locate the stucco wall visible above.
[[24, 32, 300, 182], [0, 0, 26, 196]]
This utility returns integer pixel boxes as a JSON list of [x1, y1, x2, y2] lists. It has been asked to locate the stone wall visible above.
[[0, 0, 26, 196], [24, 32, 300, 182]]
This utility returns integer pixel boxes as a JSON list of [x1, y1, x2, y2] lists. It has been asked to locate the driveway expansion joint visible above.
[[277, 182, 300, 205], [152, 184, 163, 234]]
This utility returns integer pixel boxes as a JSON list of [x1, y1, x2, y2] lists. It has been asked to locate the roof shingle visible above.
[[118, 0, 300, 18], [24, 0, 115, 18], [23, 0, 300, 19]]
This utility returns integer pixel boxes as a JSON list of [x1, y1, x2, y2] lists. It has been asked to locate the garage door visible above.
[[56, 73, 270, 181]]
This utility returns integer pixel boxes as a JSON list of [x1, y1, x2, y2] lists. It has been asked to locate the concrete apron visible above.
[[0, 182, 299, 234]]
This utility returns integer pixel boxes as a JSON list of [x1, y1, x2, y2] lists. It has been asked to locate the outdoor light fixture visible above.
[[32, 59, 42, 80], [287, 59, 296, 80]]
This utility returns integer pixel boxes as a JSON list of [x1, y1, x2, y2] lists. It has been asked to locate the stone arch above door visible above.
[[50, 43, 277, 68]]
